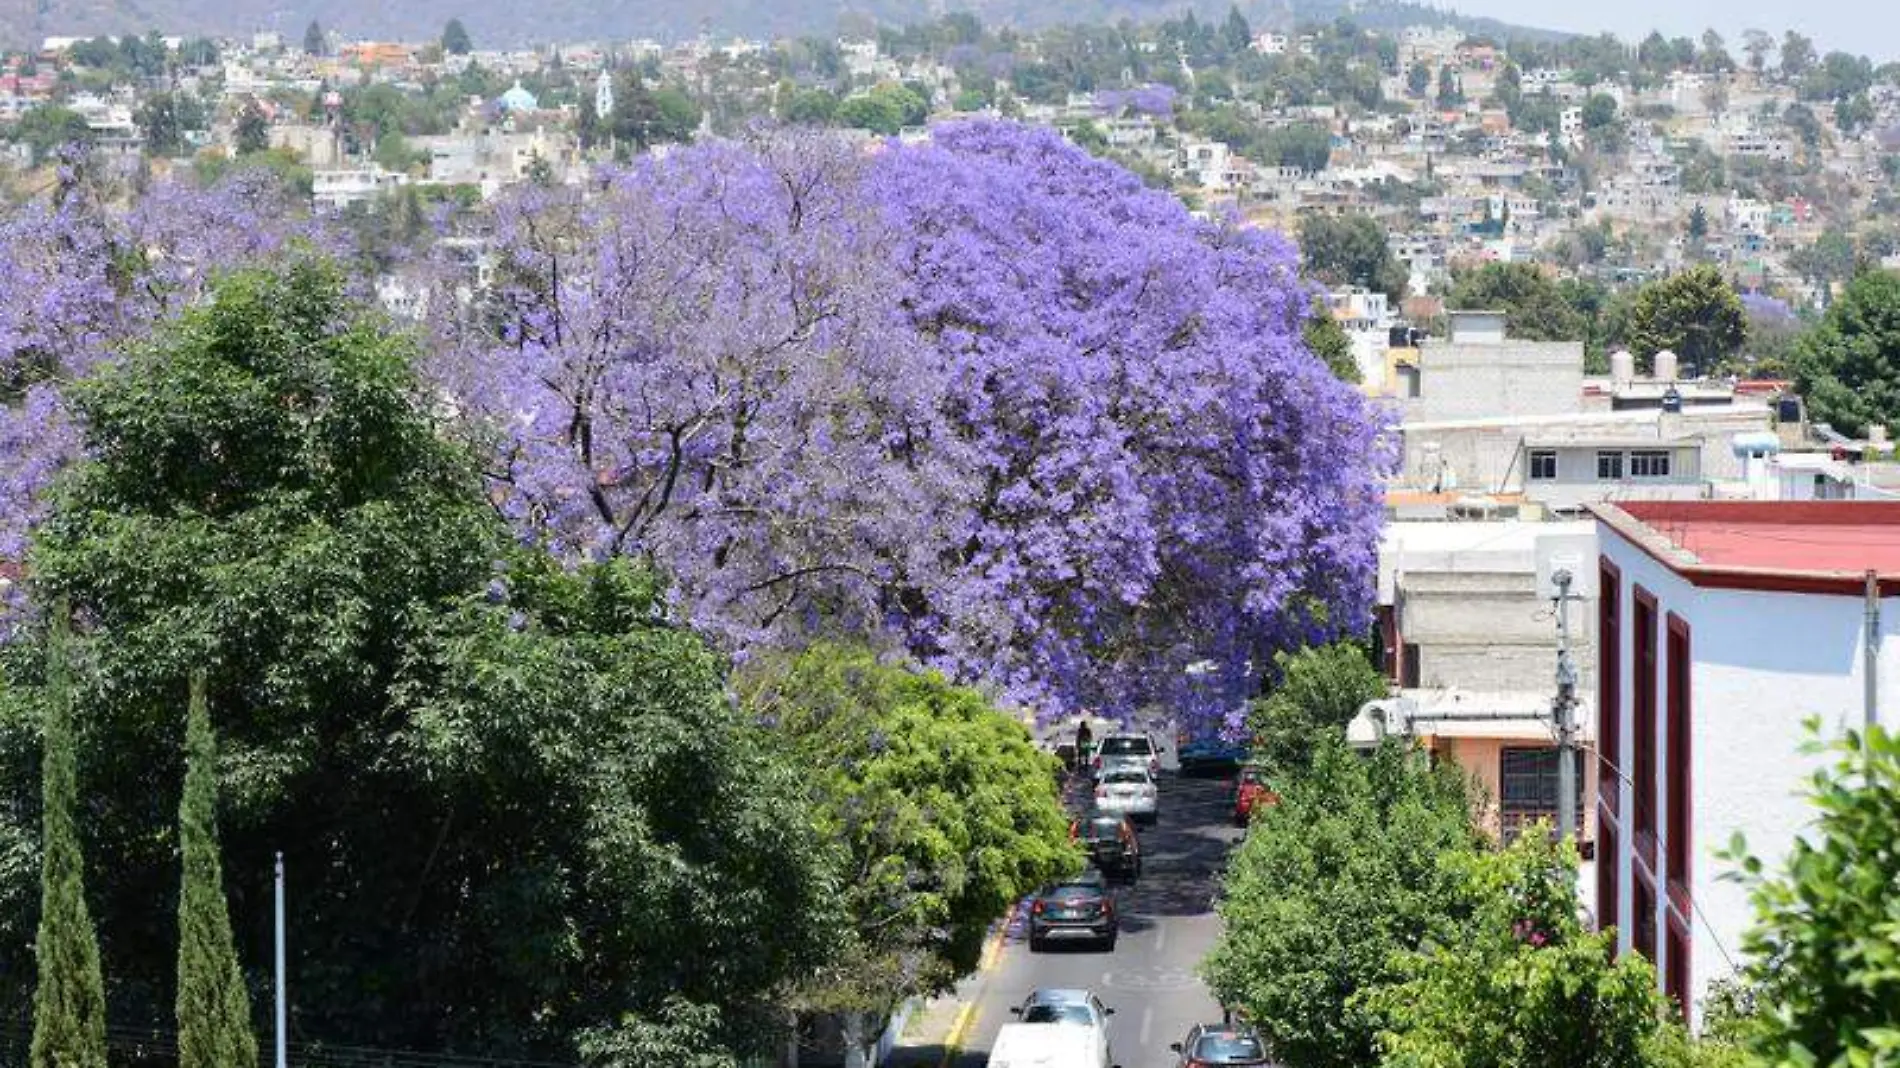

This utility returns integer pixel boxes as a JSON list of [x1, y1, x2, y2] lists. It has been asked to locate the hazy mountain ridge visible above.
[[1, 0, 1569, 52]]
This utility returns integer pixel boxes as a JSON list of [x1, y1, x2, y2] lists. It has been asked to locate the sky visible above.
[[1437, 0, 1900, 62]]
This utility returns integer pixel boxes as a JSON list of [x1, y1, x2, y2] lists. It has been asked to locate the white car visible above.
[[1091, 732, 1162, 780], [1093, 766, 1158, 824], [1004, 989, 1116, 1068]]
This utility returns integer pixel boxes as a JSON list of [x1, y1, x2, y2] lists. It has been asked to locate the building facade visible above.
[[1589, 500, 1900, 1024]]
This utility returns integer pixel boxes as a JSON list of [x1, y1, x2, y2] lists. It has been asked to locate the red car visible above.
[[1232, 767, 1278, 826]]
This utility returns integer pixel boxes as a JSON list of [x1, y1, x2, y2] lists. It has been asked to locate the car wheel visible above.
[[1029, 935, 1044, 953]]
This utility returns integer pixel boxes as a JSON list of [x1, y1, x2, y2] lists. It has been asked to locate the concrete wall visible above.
[[1406, 339, 1585, 423], [1399, 570, 1596, 693], [1597, 529, 1900, 1026]]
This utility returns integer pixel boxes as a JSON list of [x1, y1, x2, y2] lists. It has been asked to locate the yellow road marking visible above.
[[938, 1003, 977, 1068]]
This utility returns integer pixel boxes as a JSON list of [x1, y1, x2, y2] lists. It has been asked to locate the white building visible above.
[[1588, 500, 1900, 1025]]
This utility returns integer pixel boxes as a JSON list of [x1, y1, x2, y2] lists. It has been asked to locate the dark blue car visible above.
[[1175, 726, 1249, 775]]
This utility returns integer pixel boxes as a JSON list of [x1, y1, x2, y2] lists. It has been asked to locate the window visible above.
[[1401, 643, 1421, 688], [1597, 819, 1620, 937], [1597, 450, 1625, 480], [1633, 875, 1657, 963], [1529, 449, 1558, 480], [1630, 450, 1673, 478], [1666, 616, 1692, 892], [1665, 922, 1691, 1020], [1498, 747, 1585, 841], [1634, 590, 1658, 848], [1598, 559, 1621, 818]]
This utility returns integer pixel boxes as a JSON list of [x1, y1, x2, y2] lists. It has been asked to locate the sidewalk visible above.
[[886, 994, 973, 1066]]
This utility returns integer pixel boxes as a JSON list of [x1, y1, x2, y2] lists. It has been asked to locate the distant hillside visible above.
[[0, 0, 1571, 54]]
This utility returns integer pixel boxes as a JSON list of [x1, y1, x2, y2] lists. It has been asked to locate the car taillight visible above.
[[1032, 900, 1045, 915]]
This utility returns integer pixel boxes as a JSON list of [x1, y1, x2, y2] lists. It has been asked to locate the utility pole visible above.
[[275, 852, 288, 1068], [1551, 568, 1581, 843]]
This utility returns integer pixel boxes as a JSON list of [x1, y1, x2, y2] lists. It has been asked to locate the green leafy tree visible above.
[[1, 260, 843, 1057], [1297, 214, 1408, 300], [1581, 92, 1619, 130], [1220, 5, 1252, 54], [1722, 724, 1900, 1065], [175, 672, 257, 1068], [1304, 307, 1360, 384], [13, 105, 95, 166], [1204, 741, 1481, 1068], [441, 18, 473, 56], [1780, 31, 1815, 79], [233, 101, 269, 155], [1686, 203, 1709, 241], [1368, 831, 1683, 1068], [738, 644, 1075, 1031], [579, 997, 738, 1068], [1793, 269, 1900, 438], [135, 91, 187, 157], [1436, 64, 1462, 108], [1245, 641, 1385, 777], [781, 87, 840, 125], [29, 600, 109, 1068], [1445, 262, 1587, 342], [1626, 265, 1746, 377], [302, 20, 325, 57], [1259, 123, 1333, 174], [1406, 61, 1431, 97]]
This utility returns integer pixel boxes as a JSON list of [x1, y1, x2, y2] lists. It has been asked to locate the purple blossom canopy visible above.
[[1095, 84, 1178, 118], [441, 121, 1391, 725], [0, 168, 325, 561]]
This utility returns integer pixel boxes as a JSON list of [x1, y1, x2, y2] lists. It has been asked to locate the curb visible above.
[[936, 899, 1020, 1068]]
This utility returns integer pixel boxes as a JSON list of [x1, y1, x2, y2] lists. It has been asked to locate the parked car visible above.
[[1028, 871, 1118, 952], [1091, 732, 1161, 780], [1176, 725, 1250, 775], [1232, 766, 1278, 826], [1093, 766, 1158, 825], [1008, 989, 1116, 1068], [991, 1023, 1108, 1068], [1170, 1024, 1271, 1068], [1071, 813, 1142, 880]]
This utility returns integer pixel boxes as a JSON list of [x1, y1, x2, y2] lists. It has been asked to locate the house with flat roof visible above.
[[1588, 500, 1900, 1025]]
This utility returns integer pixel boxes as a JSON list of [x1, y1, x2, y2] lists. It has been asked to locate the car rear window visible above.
[[1085, 818, 1123, 838], [1023, 1004, 1095, 1025], [1099, 736, 1153, 756], [1104, 770, 1148, 784], [1048, 883, 1104, 901], [1194, 1034, 1268, 1062]]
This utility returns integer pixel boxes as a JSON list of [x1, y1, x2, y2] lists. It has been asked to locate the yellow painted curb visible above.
[[979, 903, 1018, 972], [938, 1002, 977, 1068]]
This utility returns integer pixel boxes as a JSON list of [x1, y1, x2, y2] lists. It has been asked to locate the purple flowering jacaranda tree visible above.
[[436, 122, 1391, 724], [0, 163, 327, 563]]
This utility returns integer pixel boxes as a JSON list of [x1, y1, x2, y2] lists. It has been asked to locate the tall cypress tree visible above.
[[30, 598, 109, 1068], [175, 671, 258, 1068]]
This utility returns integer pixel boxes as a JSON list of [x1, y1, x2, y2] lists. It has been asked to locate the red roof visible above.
[[1593, 501, 1900, 595]]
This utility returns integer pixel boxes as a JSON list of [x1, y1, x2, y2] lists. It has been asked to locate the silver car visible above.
[[1092, 766, 1158, 824]]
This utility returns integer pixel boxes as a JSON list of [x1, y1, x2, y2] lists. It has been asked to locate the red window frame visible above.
[[1598, 558, 1622, 818], [1596, 818, 1620, 938], [1632, 870, 1658, 964], [1665, 918, 1691, 1020], [1632, 587, 1658, 857], [1666, 613, 1692, 900]]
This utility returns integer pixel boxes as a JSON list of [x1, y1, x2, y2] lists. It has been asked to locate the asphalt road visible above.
[[951, 749, 1245, 1068]]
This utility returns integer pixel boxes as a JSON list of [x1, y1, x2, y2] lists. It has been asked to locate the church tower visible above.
[[594, 68, 614, 122]]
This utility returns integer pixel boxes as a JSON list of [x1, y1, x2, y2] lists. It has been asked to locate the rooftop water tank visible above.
[[1655, 349, 1679, 382], [1731, 431, 1782, 458], [1610, 349, 1635, 386]]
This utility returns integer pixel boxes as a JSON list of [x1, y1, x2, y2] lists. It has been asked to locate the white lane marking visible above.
[[1139, 1005, 1153, 1046], [1155, 922, 1168, 954]]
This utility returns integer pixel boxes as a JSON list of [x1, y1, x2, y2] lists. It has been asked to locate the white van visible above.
[[988, 1023, 1109, 1068]]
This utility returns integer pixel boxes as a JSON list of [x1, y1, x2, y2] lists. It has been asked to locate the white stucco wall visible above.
[[1598, 530, 1900, 1026]]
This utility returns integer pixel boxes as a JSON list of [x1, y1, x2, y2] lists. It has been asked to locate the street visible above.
[[947, 752, 1244, 1068]]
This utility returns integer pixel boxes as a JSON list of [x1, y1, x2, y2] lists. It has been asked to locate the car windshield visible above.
[[1193, 1034, 1268, 1063], [1099, 737, 1152, 756], [1022, 1004, 1096, 1026]]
